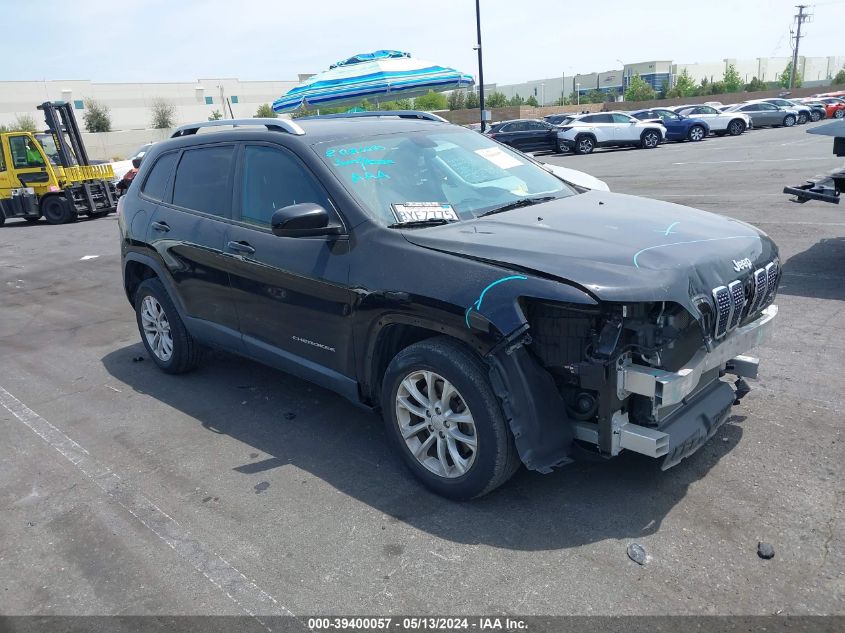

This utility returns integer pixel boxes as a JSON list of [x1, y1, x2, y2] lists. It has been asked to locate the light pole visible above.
[[576, 83, 580, 106], [474, 0, 486, 132]]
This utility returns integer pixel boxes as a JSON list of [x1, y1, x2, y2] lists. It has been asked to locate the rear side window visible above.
[[141, 152, 177, 201], [172, 145, 235, 216], [239, 145, 330, 228], [592, 114, 613, 123]]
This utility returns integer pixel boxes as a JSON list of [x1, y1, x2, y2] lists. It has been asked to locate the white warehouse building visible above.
[[0, 77, 301, 131]]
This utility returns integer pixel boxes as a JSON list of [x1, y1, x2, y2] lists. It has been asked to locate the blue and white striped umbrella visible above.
[[272, 50, 474, 113]]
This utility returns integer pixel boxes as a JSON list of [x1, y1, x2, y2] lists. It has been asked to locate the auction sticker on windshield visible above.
[[474, 146, 522, 170], [392, 202, 459, 223]]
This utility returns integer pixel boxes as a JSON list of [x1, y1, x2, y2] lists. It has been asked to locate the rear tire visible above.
[[687, 125, 706, 142], [381, 337, 520, 499], [809, 110, 822, 122], [134, 278, 202, 375], [42, 197, 74, 225], [727, 119, 745, 136], [573, 135, 595, 155], [797, 112, 808, 124]]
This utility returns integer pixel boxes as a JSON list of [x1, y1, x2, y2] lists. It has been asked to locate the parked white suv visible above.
[[557, 112, 665, 154], [670, 105, 752, 136]]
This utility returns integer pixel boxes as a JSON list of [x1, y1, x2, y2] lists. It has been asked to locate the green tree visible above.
[[207, 109, 223, 121], [779, 62, 803, 88], [669, 69, 699, 98], [583, 89, 605, 104], [413, 90, 448, 111], [707, 80, 726, 95], [833, 68, 845, 85], [254, 103, 278, 118], [624, 74, 657, 102], [723, 64, 743, 92], [447, 90, 466, 110], [484, 91, 508, 108], [393, 98, 414, 110], [3, 114, 38, 133], [745, 76, 767, 92], [507, 93, 525, 107], [82, 98, 111, 133], [150, 98, 176, 129], [525, 95, 539, 107], [465, 91, 479, 110]]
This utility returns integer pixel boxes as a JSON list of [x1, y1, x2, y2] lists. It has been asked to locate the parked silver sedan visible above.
[[723, 102, 799, 128]]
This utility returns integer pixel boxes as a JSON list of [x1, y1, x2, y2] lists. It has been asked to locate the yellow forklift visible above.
[[0, 101, 116, 226]]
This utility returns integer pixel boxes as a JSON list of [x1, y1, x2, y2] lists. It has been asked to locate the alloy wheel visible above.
[[643, 132, 660, 148], [835, 110, 844, 119], [578, 138, 594, 154], [394, 370, 477, 479], [140, 296, 174, 362], [784, 115, 795, 127], [689, 126, 705, 141]]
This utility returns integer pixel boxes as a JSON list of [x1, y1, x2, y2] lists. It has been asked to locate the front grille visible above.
[[712, 286, 732, 339], [709, 259, 778, 339]]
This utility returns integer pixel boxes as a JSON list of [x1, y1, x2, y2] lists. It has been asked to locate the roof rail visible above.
[[297, 110, 449, 123], [170, 118, 305, 138]]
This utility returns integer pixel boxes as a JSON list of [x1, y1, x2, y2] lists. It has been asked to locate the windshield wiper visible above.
[[387, 218, 455, 229], [477, 195, 558, 218]]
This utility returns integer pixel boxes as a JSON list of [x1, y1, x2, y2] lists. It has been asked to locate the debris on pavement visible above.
[[757, 542, 775, 559], [627, 543, 647, 565]]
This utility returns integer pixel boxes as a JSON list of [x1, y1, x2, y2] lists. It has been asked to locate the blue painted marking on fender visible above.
[[663, 221, 680, 236], [633, 235, 760, 269], [464, 275, 528, 328]]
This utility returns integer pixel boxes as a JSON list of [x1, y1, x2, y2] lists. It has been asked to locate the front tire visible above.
[[727, 119, 746, 136], [640, 130, 661, 149], [687, 125, 706, 142], [134, 278, 201, 374], [783, 115, 796, 127], [834, 109, 845, 120], [42, 197, 74, 225], [809, 110, 822, 122], [381, 337, 520, 499], [797, 112, 808, 124]]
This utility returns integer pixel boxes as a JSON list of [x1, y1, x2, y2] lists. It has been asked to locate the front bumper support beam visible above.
[[618, 305, 777, 407]]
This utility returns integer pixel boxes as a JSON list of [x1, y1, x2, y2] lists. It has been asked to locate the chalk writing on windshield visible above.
[[334, 156, 394, 168], [351, 170, 390, 184], [325, 145, 385, 158]]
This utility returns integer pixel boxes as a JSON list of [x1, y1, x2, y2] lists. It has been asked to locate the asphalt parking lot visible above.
[[1, 122, 843, 620]]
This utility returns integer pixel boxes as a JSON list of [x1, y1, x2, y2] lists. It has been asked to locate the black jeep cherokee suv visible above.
[[119, 113, 779, 499]]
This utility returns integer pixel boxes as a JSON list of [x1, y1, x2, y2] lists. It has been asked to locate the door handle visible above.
[[151, 221, 170, 232], [227, 240, 255, 255]]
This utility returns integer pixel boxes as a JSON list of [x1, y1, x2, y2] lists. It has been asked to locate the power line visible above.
[[790, 4, 812, 88]]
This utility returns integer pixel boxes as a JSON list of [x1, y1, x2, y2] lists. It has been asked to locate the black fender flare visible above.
[[122, 251, 188, 318]]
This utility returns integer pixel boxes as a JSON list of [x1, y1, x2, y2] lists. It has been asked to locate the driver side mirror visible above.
[[270, 203, 342, 238]]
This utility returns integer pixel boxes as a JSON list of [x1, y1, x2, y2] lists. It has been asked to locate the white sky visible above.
[[7, 0, 845, 84]]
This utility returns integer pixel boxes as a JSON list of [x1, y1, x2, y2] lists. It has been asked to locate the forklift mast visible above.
[[36, 101, 90, 168]]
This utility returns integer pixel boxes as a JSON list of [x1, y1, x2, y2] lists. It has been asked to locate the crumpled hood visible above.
[[403, 191, 779, 316]]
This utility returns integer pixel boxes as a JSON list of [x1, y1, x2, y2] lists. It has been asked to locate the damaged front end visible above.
[[487, 259, 780, 473]]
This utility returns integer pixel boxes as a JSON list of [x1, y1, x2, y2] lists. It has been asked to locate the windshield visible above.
[[316, 128, 574, 225], [34, 133, 76, 166]]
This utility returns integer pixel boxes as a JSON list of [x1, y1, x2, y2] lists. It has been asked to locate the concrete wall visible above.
[[0, 78, 298, 131]]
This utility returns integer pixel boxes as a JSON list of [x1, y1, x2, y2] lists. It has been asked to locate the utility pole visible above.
[[789, 5, 811, 89], [474, 0, 486, 132]]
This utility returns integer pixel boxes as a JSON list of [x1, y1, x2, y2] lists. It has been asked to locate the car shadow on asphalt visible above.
[[102, 344, 744, 551], [779, 236, 845, 300]]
